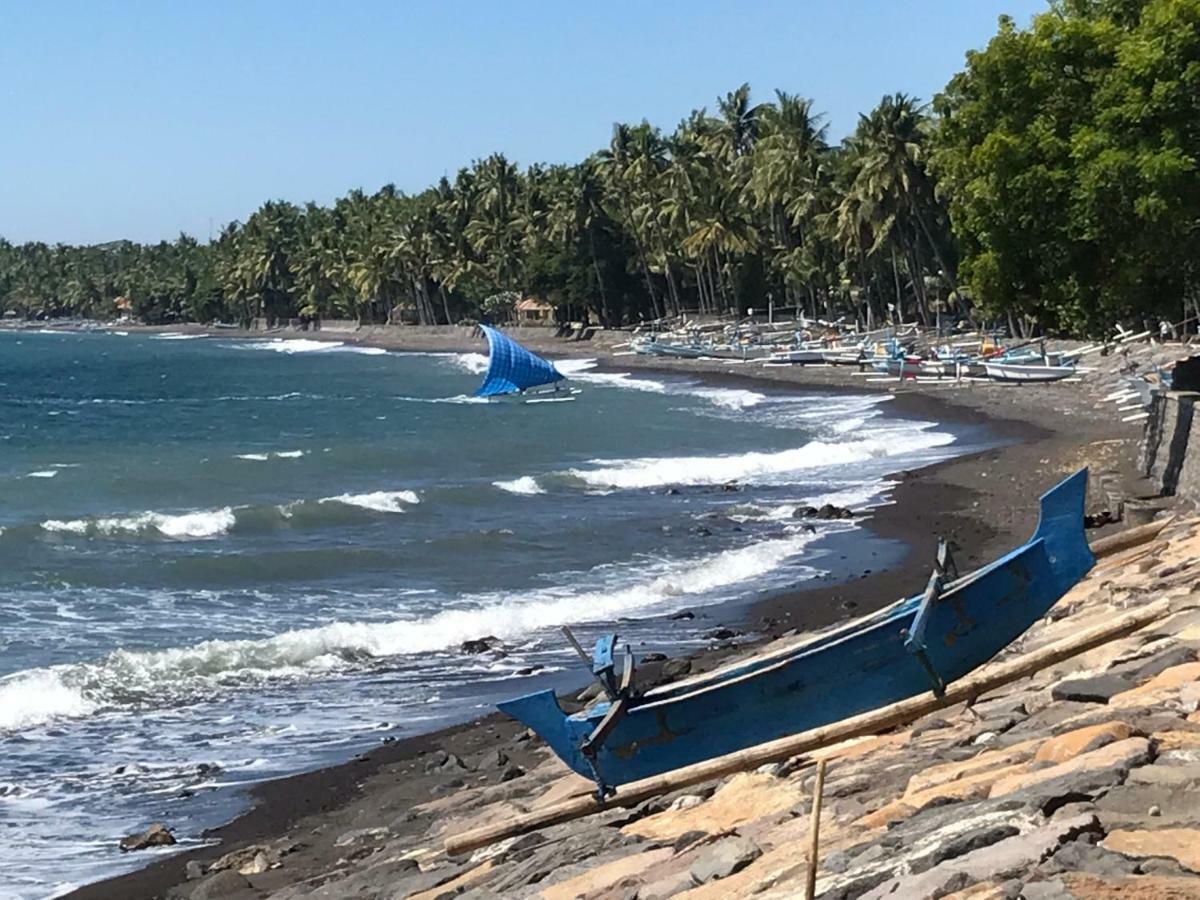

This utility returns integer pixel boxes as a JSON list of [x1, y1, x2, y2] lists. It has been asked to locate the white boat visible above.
[[983, 362, 1075, 383]]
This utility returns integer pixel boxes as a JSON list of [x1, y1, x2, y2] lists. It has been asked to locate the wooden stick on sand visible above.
[[444, 596, 1174, 856], [805, 759, 828, 900]]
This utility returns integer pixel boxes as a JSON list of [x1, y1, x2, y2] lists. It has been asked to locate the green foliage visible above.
[[16, 4, 1198, 338], [933, 0, 1200, 334]]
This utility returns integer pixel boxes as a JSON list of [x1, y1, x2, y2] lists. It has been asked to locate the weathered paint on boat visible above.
[[499, 469, 1094, 788]]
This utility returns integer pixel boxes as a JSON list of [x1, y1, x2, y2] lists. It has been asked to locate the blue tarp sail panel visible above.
[[475, 326, 565, 397]]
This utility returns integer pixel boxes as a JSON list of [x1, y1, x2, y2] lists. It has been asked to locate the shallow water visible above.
[[0, 330, 976, 897]]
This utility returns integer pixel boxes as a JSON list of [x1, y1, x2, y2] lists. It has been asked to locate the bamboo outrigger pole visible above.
[[444, 596, 1175, 857]]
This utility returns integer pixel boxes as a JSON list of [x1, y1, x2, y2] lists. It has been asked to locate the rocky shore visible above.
[[63, 323, 1199, 899]]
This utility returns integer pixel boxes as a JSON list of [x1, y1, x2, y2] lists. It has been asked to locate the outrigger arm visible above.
[[560, 627, 636, 798]]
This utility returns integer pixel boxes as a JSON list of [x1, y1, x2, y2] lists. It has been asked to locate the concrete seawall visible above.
[[1144, 391, 1200, 505]]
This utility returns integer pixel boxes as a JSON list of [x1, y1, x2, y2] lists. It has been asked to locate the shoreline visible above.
[[59, 324, 1148, 899]]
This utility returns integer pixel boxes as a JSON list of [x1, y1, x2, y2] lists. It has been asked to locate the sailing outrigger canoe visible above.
[[475, 325, 575, 402], [498, 469, 1094, 794]]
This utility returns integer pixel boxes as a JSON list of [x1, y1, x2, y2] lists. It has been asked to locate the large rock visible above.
[[536, 848, 673, 900], [623, 773, 804, 841], [860, 814, 1102, 900], [1102, 828, 1200, 873], [1128, 764, 1200, 788], [988, 737, 1152, 799], [1110, 662, 1200, 708], [1095, 782, 1200, 828], [189, 870, 253, 900], [1033, 721, 1134, 764], [1060, 873, 1200, 899], [904, 738, 1041, 796], [119, 822, 176, 852], [689, 835, 762, 884], [1050, 674, 1133, 704]]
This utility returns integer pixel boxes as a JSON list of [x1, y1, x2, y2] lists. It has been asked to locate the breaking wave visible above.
[[34, 490, 421, 541], [235, 449, 307, 461], [569, 428, 954, 490], [0, 528, 825, 732], [236, 339, 387, 356], [42, 508, 237, 539], [493, 476, 546, 496], [318, 490, 420, 513]]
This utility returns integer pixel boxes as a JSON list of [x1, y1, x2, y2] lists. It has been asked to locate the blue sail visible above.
[[475, 326, 565, 397]]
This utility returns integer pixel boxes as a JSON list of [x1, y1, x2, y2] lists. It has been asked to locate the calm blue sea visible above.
[[0, 330, 974, 897]]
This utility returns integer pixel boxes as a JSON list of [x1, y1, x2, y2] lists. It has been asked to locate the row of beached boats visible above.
[[631, 321, 1085, 384]]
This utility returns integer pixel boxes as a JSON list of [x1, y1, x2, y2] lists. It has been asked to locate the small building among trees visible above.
[[515, 297, 554, 325]]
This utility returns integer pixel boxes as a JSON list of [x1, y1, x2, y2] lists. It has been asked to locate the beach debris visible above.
[[118, 822, 175, 852]]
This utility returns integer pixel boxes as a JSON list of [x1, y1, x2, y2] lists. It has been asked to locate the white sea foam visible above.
[[42, 508, 236, 539], [447, 352, 490, 374], [0, 670, 98, 731], [26, 470, 57, 478], [153, 333, 206, 341], [494, 476, 546, 496], [0, 529, 823, 732], [319, 490, 420, 513], [237, 338, 386, 356], [569, 428, 954, 490], [235, 449, 306, 461]]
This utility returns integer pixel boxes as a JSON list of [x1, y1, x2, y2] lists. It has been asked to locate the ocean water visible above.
[[0, 331, 973, 898]]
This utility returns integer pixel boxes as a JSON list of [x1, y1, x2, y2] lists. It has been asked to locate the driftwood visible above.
[[1090, 516, 1175, 559], [444, 597, 1173, 856]]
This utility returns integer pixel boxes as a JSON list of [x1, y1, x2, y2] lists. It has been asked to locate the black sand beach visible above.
[[60, 324, 1149, 899]]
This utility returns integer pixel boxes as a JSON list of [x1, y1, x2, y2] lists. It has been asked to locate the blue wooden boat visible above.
[[475, 325, 575, 402], [498, 469, 1094, 794]]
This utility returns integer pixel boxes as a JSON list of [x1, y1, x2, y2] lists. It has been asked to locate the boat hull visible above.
[[499, 470, 1094, 787], [984, 363, 1075, 383]]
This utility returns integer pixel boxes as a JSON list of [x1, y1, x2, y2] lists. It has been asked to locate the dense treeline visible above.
[[1, 0, 1196, 336]]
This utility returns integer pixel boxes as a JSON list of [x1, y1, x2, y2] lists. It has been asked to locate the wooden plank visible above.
[[443, 596, 1173, 856], [1089, 517, 1174, 559], [805, 759, 827, 900]]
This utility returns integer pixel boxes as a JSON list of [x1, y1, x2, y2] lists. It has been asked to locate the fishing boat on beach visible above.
[[983, 361, 1076, 383], [498, 469, 1094, 793], [475, 325, 576, 402]]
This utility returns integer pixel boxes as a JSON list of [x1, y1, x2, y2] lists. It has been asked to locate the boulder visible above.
[[661, 658, 692, 680], [668, 610, 695, 620], [119, 822, 175, 852], [1059, 873, 1200, 899], [189, 871, 253, 900], [1102, 828, 1200, 873], [1110, 662, 1200, 708], [640, 652, 667, 663], [460, 636, 503, 654], [1033, 721, 1134, 764], [1049, 674, 1132, 704], [689, 835, 762, 884], [624, 773, 804, 842], [988, 737, 1152, 799]]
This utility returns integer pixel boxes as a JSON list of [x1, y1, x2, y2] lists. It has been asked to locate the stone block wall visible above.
[[1143, 391, 1200, 504]]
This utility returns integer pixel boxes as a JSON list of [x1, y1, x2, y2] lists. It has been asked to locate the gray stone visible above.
[[334, 826, 389, 848], [190, 870, 253, 900], [688, 835, 761, 884], [912, 823, 1021, 873], [861, 815, 1102, 900], [1050, 673, 1133, 704], [639, 870, 697, 900], [1095, 783, 1200, 827], [1122, 644, 1198, 681], [662, 658, 692, 679], [1020, 880, 1073, 900], [119, 822, 176, 852], [1128, 764, 1200, 788], [1037, 836, 1141, 877], [184, 860, 205, 881]]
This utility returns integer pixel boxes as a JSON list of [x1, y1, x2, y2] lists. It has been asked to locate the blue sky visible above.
[[0, 1, 1048, 246]]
